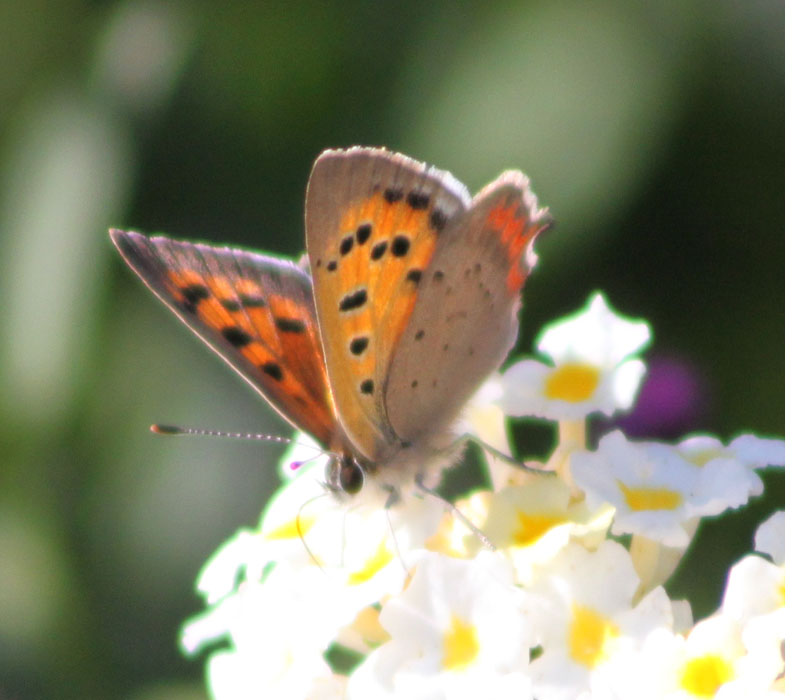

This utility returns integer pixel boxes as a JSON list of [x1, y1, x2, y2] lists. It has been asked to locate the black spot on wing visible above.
[[276, 317, 305, 333], [360, 379, 374, 395], [406, 269, 422, 284], [327, 260, 337, 272], [339, 288, 368, 312], [356, 223, 372, 244], [371, 241, 388, 261], [220, 298, 241, 311], [391, 236, 410, 257], [261, 362, 283, 380], [349, 336, 369, 355], [181, 284, 209, 304], [430, 209, 448, 232], [407, 191, 430, 210], [222, 326, 252, 348], [384, 188, 403, 203], [340, 235, 354, 256], [180, 284, 209, 313], [241, 295, 266, 307]]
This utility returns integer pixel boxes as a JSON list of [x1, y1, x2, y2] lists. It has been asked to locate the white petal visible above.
[[195, 530, 264, 604], [722, 555, 784, 622], [690, 458, 764, 517], [498, 359, 553, 416], [728, 434, 785, 468], [754, 511, 785, 565], [537, 292, 651, 367], [610, 359, 647, 411]]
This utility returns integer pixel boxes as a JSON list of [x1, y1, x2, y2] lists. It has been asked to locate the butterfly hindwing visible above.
[[384, 171, 552, 443], [110, 230, 337, 446], [305, 147, 470, 462]]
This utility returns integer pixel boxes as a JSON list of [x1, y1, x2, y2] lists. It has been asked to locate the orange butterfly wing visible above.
[[110, 230, 337, 447], [305, 148, 470, 462]]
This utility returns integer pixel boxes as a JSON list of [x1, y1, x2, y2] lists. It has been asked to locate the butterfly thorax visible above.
[[326, 428, 465, 504]]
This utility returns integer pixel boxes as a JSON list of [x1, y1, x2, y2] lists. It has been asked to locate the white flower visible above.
[[207, 645, 333, 700], [479, 477, 614, 586], [754, 511, 785, 565], [499, 292, 650, 420], [347, 551, 534, 700], [722, 555, 784, 628], [675, 433, 784, 503], [183, 566, 352, 700], [608, 614, 784, 700], [182, 440, 450, 699], [571, 432, 700, 547], [720, 550, 785, 692], [571, 431, 771, 548], [523, 541, 674, 700], [607, 543, 786, 700], [328, 495, 446, 613]]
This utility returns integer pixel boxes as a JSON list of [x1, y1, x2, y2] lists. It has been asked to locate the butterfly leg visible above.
[[413, 474, 496, 551], [451, 433, 553, 477], [379, 489, 411, 573], [381, 484, 401, 510]]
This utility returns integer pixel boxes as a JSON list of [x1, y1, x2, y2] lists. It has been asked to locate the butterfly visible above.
[[111, 147, 552, 500]]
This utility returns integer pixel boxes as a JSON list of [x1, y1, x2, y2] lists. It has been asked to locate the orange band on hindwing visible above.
[[487, 200, 541, 293]]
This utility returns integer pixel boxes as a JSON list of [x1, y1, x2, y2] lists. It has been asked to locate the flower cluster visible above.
[[181, 292, 785, 699]]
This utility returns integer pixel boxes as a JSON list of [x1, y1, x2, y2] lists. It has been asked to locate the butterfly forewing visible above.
[[110, 230, 337, 446], [384, 172, 552, 443], [305, 147, 470, 462]]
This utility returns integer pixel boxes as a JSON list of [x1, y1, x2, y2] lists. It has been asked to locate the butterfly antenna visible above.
[[288, 454, 325, 472], [296, 492, 330, 572], [151, 424, 339, 461], [152, 424, 295, 442], [414, 474, 496, 551]]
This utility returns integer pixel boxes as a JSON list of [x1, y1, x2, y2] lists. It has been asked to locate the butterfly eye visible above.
[[334, 455, 364, 495]]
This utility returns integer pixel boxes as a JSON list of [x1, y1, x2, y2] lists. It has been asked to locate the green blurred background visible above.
[[0, 1, 783, 698]]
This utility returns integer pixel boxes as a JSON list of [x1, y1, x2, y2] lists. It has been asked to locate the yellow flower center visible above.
[[683, 449, 721, 467], [618, 480, 683, 511], [544, 363, 600, 402], [264, 515, 314, 540], [680, 654, 735, 697], [568, 604, 620, 668], [442, 614, 480, 671], [348, 540, 393, 585], [513, 511, 566, 546]]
